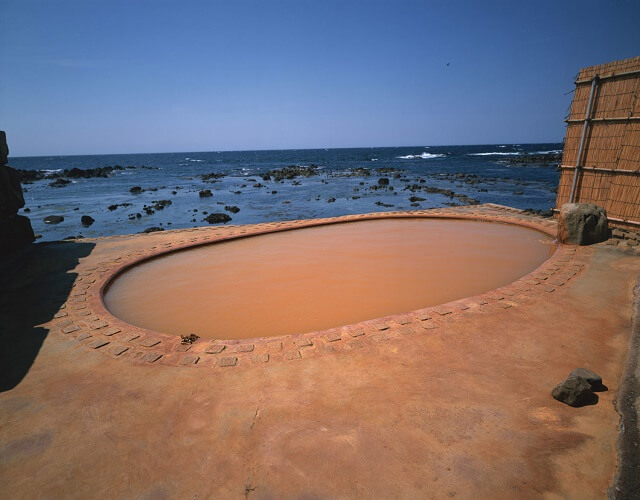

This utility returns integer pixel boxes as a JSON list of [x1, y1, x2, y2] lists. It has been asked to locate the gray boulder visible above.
[[551, 375, 596, 407], [557, 203, 609, 245], [569, 368, 603, 390]]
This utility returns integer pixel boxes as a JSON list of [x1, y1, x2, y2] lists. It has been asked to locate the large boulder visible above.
[[0, 215, 35, 253], [557, 203, 609, 245], [0, 131, 35, 254]]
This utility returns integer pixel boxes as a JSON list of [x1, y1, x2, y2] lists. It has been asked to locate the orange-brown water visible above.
[[104, 219, 554, 339]]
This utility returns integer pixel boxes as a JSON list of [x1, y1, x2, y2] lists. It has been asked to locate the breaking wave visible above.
[[397, 152, 446, 159], [532, 150, 563, 155], [468, 152, 522, 156]]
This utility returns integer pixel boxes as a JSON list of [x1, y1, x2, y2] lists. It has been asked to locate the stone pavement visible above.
[[1, 205, 639, 499]]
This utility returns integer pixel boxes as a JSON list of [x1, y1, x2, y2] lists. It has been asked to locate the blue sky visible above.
[[1, 0, 639, 156]]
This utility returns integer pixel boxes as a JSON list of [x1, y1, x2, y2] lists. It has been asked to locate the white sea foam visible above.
[[371, 158, 378, 161], [468, 152, 522, 156], [532, 149, 563, 155], [397, 152, 445, 159], [498, 145, 506, 148], [42, 168, 63, 174]]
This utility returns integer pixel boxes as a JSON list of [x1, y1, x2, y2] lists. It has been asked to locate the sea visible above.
[[9, 143, 563, 242]]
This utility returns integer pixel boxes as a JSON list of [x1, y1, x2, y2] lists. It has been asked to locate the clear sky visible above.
[[1, 0, 639, 156]]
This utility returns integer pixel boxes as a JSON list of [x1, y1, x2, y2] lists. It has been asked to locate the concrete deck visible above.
[[1, 205, 639, 499]]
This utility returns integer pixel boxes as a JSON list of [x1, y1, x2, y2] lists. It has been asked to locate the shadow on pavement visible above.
[[0, 241, 95, 392]]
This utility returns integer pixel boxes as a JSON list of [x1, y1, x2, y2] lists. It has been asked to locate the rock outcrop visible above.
[[551, 368, 604, 407], [0, 131, 35, 254], [557, 203, 609, 245], [551, 375, 596, 407]]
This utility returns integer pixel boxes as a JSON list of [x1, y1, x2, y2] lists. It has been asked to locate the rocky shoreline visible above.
[[12, 152, 560, 241], [507, 153, 563, 165]]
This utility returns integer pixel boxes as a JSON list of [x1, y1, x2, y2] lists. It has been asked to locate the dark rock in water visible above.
[[253, 183, 264, 188], [63, 235, 84, 240], [508, 153, 563, 165], [65, 166, 122, 178], [141, 199, 171, 216], [224, 205, 240, 214], [378, 177, 390, 186], [327, 197, 336, 203], [569, 368, 604, 390], [201, 172, 225, 181], [44, 215, 64, 224], [347, 167, 371, 177], [17, 165, 125, 183], [81, 215, 95, 227], [23, 208, 30, 213], [262, 165, 318, 182], [150, 200, 171, 210], [409, 196, 425, 202], [130, 186, 143, 194], [514, 190, 524, 195], [375, 201, 394, 208], [199, 189, 212, 198], [107, 203, 131, 212], [552, 375, 597, 407], [49, 178, 71, 188], [203, 213, 231, 224], [141, 226, 164, 233], [557, 203, 609, 245]]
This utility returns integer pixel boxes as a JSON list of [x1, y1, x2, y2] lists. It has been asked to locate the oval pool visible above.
[[103, 218, 555, 340]]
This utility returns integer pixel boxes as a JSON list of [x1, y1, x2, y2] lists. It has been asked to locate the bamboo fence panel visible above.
[[556, 56, 640, 228]]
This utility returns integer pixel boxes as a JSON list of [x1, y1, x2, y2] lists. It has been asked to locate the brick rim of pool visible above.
[[101, 216, 556, 341]]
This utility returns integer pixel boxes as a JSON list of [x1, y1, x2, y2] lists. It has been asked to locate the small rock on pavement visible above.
[[569, 368, 603, 390], [552, 375, 597, 407]]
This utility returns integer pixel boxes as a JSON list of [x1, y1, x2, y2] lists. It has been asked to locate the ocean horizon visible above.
[[11, 141, 563, 160]]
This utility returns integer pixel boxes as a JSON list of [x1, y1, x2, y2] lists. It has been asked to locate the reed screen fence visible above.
[[556, 55, 640, 228]]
